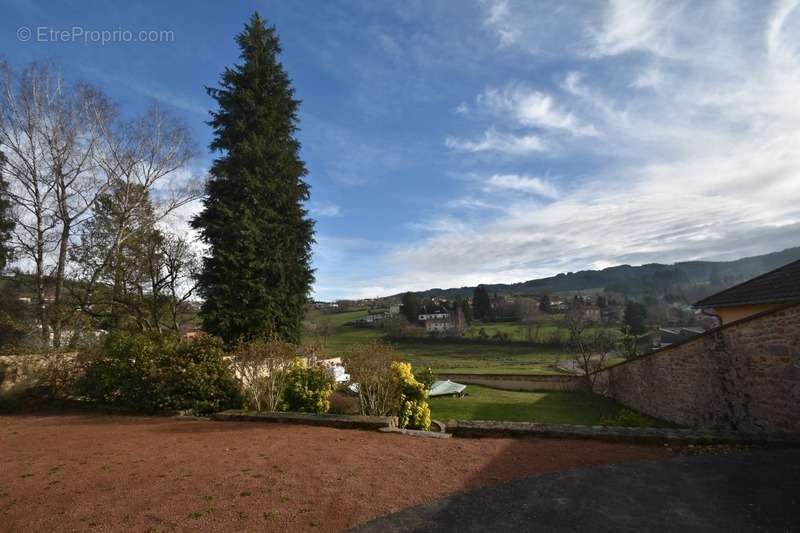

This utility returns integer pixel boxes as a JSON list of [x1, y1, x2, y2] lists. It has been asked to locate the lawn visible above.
[[464, 321, 621, 343], [391, 340, 569, 375], [428, 385, 667, 426]]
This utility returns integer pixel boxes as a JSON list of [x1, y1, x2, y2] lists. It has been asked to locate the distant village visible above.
[[313, 289, 717, 349]]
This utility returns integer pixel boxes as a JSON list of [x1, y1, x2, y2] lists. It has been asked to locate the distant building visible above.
[[418, 305, 449, 322], [425, 318, 453, 333], [657, 326, 705, 347], [601, 305, 624, 325], [694, 259, 800, 325]]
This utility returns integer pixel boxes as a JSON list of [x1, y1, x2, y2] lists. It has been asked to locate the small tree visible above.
[[564, 302, 613, 391], [539, 294, 552, 313], [623, 301, 648, 335], [571, 330, 615, 392], [343, 341, 403, 416], [400, 292, 419, 324], [619, 326, 641, 360], [230, 337, 296, 411]]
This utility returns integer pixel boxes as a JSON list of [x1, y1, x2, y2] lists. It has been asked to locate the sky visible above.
[[2, 0, 800, 301]]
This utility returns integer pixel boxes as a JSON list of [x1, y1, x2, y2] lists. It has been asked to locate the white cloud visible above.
[[590, 0, 683, 58], [309, 202, 342, 217], [386, 0, 800, 291], [478, 85, 598, 137], [484, 174, 559, 199], [445, 128, 547, 154]]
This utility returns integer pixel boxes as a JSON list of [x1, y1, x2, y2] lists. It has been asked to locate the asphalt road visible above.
[[353, 449, 800, 532]]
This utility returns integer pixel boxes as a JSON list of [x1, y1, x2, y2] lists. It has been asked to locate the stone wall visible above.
[[594, 304, 800, 433], [0, 353, 78, 397], [436, 373, 583, 391]]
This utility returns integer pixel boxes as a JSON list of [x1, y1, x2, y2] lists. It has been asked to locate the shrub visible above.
[[392, 362, 430, 430], [283, 358, 335, 413], [414, 367, 436, 390], [343, 342, 431, 429], [230, 337, 296, 411], [600, 408, 656, 428], [344, 341, 403, 416], [78, 332, 242, 414]]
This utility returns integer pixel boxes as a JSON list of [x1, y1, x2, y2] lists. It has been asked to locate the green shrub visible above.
[[600, 408, 656, 428], [413, 367, 436, 390], [392, 362, 431, 430], [77, 332, 242, 414], [283, 358, 334, 414]]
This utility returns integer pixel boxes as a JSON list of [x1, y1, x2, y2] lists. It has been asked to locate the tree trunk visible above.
[[52, 216, 70, 347]]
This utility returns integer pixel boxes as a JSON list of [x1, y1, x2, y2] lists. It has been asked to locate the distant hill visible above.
[[395, 246, 800, 302]]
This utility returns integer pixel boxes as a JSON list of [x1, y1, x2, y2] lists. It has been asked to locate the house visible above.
[[657, 326, 705, 347], [600, 304, 624, 325], [694, 259, 800, 325], [418, 305, 449, 322], [425, 318, 453, 333]]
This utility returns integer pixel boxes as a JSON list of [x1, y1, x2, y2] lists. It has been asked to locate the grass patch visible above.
[[429, 385, 669, 426]]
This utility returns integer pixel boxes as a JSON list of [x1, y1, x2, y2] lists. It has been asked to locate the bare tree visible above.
[[160, 234, 199, 332], [0, 62, 117, 346], [564, 302, 614, 391], [73, 104, 200, 337], [230, 337, 297, 411], [344, 341, 403, 416], [1, 62, 60, 342]]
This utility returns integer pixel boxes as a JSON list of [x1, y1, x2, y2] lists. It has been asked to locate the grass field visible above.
[[392, 340, 568, 374], [428, 385, 667, 426], [314, 315, 623, 375], [464, 320, 621, 343]]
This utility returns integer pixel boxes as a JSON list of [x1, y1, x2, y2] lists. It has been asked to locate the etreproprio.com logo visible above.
[[17, 26, 174, 45]]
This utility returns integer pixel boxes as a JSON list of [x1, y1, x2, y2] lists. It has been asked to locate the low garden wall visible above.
[[436, 373, 583, 391], [594, 304, 800, 433], [213, 410, 398, 430], [0, 353, 78, 397]]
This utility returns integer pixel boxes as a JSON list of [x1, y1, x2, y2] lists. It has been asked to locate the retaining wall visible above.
[[594, 305, 800, 433], [436, 373, 583, 391]]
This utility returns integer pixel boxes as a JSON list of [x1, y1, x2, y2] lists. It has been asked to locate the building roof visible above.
[[694, 259, 800, 308]]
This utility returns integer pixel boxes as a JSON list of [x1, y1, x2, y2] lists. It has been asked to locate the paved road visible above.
[[353, 449, 800, 532]]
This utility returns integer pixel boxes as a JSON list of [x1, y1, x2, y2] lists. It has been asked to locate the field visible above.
[[315, 313, 623, 375], [464, 320, 621, 343], [428, 385, 665, 426]]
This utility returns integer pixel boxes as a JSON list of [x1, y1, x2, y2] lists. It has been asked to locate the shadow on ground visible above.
[[352, 448, 800, 532]]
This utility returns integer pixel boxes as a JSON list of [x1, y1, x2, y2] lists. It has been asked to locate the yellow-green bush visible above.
[[283, 358, 334, 414], [391, 361, 431, 430]]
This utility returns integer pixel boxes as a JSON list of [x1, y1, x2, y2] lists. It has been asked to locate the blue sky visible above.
[[3, 1, 800, 301]]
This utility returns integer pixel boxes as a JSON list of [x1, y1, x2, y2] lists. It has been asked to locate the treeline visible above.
[[401, 246, 800, 302]]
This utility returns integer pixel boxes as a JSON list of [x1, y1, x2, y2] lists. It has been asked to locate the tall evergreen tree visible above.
[[0, 153, 13, 271], [623, 301, 648, 335], [472, 285, 491, 320], [400, 292, 419, 324], [192, 13, 314, 344]]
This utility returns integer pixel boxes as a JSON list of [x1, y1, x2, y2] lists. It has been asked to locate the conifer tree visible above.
[[192, 13, 314, 344], [472, 285, 491, 320]]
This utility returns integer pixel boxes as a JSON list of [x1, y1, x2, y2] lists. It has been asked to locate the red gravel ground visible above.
[[1, 414, 671, 532]]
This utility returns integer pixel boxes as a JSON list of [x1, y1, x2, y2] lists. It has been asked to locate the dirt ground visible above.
[[1, 413, 671, 532]]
